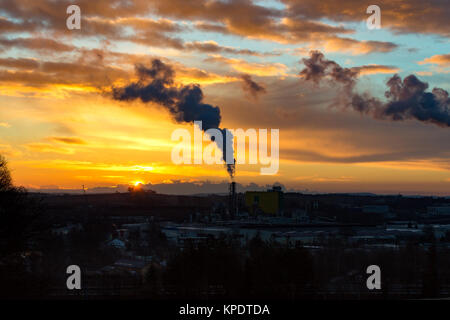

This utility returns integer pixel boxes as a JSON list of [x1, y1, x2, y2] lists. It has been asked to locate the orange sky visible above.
[[1, 0, 449, 195]]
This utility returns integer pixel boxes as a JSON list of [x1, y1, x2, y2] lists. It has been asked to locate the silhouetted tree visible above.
[[0, 156, 43, 254], [0, 155, 12, 192], [0, 155, 48, 298]]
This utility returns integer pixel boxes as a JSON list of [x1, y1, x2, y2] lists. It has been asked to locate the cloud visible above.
[[283, 147, 450, 169], [50, 137, 87, 145], [0, 16, 36, 35], [1, 0, 449, 195], [416, 71, 433, 76], [0, 37, 75, 53], [350, 64, 400, 75], [205, 55, 288, 76], [1, 0, 357, 47], [0, 143, 21, 157], [0, 51, 239, 97], [282, 0, 450, 37], [195, 22, 232, 34], [83, 16, 185, 49], [157, 2, 395, 53], [419, 54, 450, 67], [0, 57, 39, 70], [320, 37, 398, 55], [0, 63, 127, 92], [418, 54, 450, 74], [174, 66, 238, 85], [25, 143, 74, 154], [184, 40, 275, 56]]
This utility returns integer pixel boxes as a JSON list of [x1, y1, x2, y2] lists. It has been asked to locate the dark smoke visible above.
[[113, 59, 236, 177], [300, 51, 450, 127], [380, 75, 450, 126], [113, 59, 221, 130], [240, 74, 267, 99], [220, 128, 236, 179], [299, 50, 358, 91]]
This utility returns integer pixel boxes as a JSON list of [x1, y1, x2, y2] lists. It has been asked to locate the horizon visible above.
[[26, 180, 450, 198]]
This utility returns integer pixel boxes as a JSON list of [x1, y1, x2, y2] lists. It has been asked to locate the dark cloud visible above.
[[194, 22, 231, 34], [0, 16, 36, 35], [283, 148, 450, 168], [0, 57, 39, 70], [379, 75, 450, 126], [300, 51, 450, 127], [50, 137, 87, 145], [299, 50, 357, 89], [185, 41, 275, 56], [0, 0, 352, 46], [113, 59, 221, 130], [0, 0, 399, 55], [282, 0, 450, 37], [240, 74, 267, 99], [0, 37, 75, 53], [0, 50, 230, 89], [350, 64, 399, 75], [0, 3, 186, 50]]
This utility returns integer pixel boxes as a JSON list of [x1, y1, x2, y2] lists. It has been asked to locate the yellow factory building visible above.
[[245, 186, 283, 215]]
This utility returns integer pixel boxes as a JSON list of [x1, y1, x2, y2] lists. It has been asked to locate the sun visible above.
[[133, 181, 144, 186]]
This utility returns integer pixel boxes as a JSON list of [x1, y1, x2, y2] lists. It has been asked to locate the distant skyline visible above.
[[26, 180, 450, 197], [0, 0, 449, 195]]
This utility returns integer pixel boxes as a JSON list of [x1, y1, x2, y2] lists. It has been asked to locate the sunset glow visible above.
[[0, 0, 449, 196]]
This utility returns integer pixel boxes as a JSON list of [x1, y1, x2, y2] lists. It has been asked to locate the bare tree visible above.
[[0, 155, 13, 192]]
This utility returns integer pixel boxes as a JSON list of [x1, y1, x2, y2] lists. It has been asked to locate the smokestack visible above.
[[221, 128, 236, 180], [229, 181, 237, 218], [112, 58, 238, 175]]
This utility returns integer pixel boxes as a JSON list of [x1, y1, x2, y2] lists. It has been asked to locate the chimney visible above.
[[229, 181, 237, 218]]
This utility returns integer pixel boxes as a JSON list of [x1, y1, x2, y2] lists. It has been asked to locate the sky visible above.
[[0, 0, 449, 195]]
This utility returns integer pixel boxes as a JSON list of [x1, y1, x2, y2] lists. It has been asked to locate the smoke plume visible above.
[[240, 74, 266, 99], [300, 51, 450, 127], [299, 51, 358, 90], [113, 59, 235, 177], [113, 59, 222, 130]]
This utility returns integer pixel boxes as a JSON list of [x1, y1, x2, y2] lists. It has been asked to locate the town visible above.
[[2, 181, 449, 299]]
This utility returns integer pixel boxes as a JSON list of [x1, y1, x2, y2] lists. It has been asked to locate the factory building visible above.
[[245, 186, 284, 215], [427, 205, 450, 216]]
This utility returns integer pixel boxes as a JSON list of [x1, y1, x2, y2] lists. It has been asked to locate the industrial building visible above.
[[427, 205, 450, 216], [245, 185, 284, 215]]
